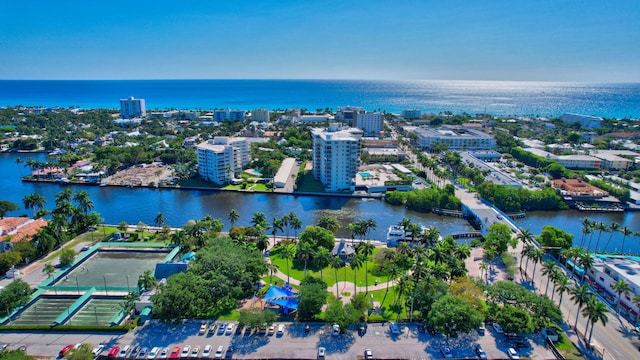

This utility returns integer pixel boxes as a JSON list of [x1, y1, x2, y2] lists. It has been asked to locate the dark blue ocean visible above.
[[1, 80, 639, 118]]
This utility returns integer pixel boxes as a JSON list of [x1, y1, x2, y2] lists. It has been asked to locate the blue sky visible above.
[[1, 0, 639, 81]]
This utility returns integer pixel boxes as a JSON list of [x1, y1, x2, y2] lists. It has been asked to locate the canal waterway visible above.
[[2, 153, 639, 254]]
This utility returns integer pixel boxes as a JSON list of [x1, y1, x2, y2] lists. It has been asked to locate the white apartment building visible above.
[[120, 96, 146, 118], [196, 137, 250, 185], [561, 113, 603, 129], [586, 256, 640, 320], [413, 126, 496, 151], [252, 109, 270, 122], [311, 123, 363, 192], [354, 112, 383, 137]]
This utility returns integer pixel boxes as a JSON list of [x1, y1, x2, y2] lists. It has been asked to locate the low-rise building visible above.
[[551, 178, 608, 199], [273, 158, 297, 188], [412, 126, 496, 151], [586, 256, 640, 320], [1, 217, 48, 252], [561, 113, 602, 129]]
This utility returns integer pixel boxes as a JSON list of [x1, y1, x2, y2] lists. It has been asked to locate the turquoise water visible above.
[[359, 172, 372, 178], [246, 169, 262, 176], [1, 80, 639, 118]]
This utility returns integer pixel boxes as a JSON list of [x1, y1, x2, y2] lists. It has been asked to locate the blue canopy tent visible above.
[[263, 285, 298, 313]]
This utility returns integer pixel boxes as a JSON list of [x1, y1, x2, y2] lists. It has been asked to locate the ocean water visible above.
[[0, 80, 639, 118]]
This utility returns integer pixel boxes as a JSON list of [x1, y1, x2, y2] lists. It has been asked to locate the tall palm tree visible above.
[[517, 228, 534, 245], [73, 190, 93, 214], [632, 294, 640, 326], [330, 256, 343, 298], [579, 218, 592, 248], [555, 274, 571, 307], [280, 244, 296, 285], [541, 260, 559, 296], [317, 215, 341, 234], [154, 212, 166, 229], [578, 253, 595, 283], [297, 242, 313, 277], [479, 261, 489, 285], [15, 157, 24, 177], [314, 247, 332, 280], [290, 217, 302, 239], [421, 226, 440, 247], [350, 253, 365, 295], [271, 217, 283, 243], [619, 226, 633, 255], [585, 219, 597, 252], [582, 296, 609, 345], [549, 268, 563, 301], [428, 245, 447, 266], [521, 244, 536, 271], [612, 279, 632, 313], [356, 241, 375, 293], [137, 270, 157, 292], [603, 222, 620, 253], [42, 263, 56, 278], [227, 209, 239, 228], [387, 266, 400, 293], [570, 283, 593, 329], [365, 218, 377, 240], [23, 193, 46, 217], [593, 222, 608, 253], [530, 248, 544, 283], [251, 211, 267, 228], [394, 274, 413, 306]]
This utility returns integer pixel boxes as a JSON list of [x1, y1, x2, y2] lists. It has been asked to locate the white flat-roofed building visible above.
[[555, 154, 602, 170], [413, 126, 496, 151], [196, 137, 250, 185], [354, 112, 383, 137], [120, 96, 146, 118], [311, 123, 363, 192], [561, 113, 603, 129], [587, 256, 640, 319], [273, 158, 296, 188], [251, 109, 270, 122], [591, 153, 633, 170]]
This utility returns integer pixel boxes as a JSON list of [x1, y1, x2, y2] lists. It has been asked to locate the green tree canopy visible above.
[[537, 225, 574, 250], [427, 295, 484, 337], [297, 276, 328, 321], [0, 279, 32, 314], [496, 305, 534, 334], [0, 200, 20, 219]]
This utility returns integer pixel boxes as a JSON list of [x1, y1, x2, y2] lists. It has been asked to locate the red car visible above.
[[60, 344, 74, 357], [108, 346, 120, 358], [169, 346, 181, 359]]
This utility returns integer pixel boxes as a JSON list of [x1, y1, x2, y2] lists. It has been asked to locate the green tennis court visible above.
[[69, 298, 124, 326], [9, 296, 78, 326]]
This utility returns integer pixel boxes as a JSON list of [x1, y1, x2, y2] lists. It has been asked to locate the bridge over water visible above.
[[455, 186, 520, 236]]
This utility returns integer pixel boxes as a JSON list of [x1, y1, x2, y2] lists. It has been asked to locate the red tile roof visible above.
[[0, 217, 48, 242]]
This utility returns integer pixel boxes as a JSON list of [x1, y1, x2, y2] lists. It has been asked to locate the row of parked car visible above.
[[85, 344, 231, 359], [198, 322, 286, 337]]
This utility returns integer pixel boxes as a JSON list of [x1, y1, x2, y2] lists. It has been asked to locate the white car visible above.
[[199, 323, 208, 335], [332, 324, 340, 336], [277, 324, 285, 335], [148, 347, 160, 359], [180, 345, 191, 358], [507, 348, 520, 359], [317, 347, 326, 359], [226, 323, 234, 335], [202, 345, 212, 358], [493, 322, 504, 334], [190, 346, 200, 358], [92, 344, 105, 357], [214, 346, 223, 359], [364, 348, 373, 360], [159, 348, 169, 359]]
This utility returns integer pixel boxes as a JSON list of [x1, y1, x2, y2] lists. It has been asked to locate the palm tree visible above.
[[251, 211, 267, 228], [314, 247, 331, 280], [387, 266, 400, 293], [612, 279, 632, 313], [280, 244, 296, 285], [517, 228, 534, 245], [271, 217, 283, 243], [15, 157, 24, 177], [541, 260, 559, 296], [297, 242, 313, 277], [479, 261, 489, 285], [394, 274, 413, 306], [350, 252, 365, 295], [256, 236, 270, 253], [632, 294, 640, 326], [578, 253, 595, 283], [154, 212, 166, 230], [428, 245, 447, 266], [602, 222, 620, 253], [421, 226, 440, 247], [23, 193, 47, 217], [227, 209, 239, 228], [42, 263, 56, 278], [356, 241, 375, 293], [137, 270, 157, 292], [582, 296, 609, 345], [364, 218, 377, 240], [555, 274, 571, 307], [549, 268, 563, 301], [521, 244, 536, 271], [579, 218, 592, 249], [593, 222, 608, 253], [330, 256, 343, 298], [530, 248, 544, 283], [619, 226, 633, 255], [72, 190, 93, 214], [317, 215, 341, 234], [453, 244, 471, 261], [290, 217, 302, 239], [570, 283, 593, 329]]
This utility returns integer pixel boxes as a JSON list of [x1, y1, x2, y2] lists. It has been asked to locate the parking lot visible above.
[[1, 320, 556, 359]]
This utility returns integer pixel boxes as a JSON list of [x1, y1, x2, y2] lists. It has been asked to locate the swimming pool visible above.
[[360, 172, 372, 178]]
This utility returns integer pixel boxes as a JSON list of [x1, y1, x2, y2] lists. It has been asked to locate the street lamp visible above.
[[103, 275, 108, 296], [75, 276, 81, 295], [126, 275, 130, 292]]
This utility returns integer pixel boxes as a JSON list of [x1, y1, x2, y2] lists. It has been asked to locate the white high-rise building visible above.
[[354, 112, 383, 137], [196, 137, 250, 185], [311, 123, 363, 192], [252, 109, 270, 122], [120, 97, 146, 118]]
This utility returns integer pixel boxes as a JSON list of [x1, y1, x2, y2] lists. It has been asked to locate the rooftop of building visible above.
[[0, 217, 48, 242], [594, 256, 640, 288], [414, 126, 493, 138]]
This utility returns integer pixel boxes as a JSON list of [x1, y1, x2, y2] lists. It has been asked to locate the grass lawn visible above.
[[366, 287, 416, 322], [269, 247, 391, 287], [555, 332, 586, 360], [295, 171, 324, 192]]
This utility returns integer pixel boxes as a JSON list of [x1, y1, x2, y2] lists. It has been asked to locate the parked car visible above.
[[277, 324, 285, 335], [208, 323, 217, 334], [159, 348, 169, 359], [199, 323, 208, 335], [507, 348, 520, 359], [108, 346, 120, 358], [214, 346, 224, 359], [217, 322, 227, 335], [478, 324, 486, 335], [180, 346, 191, 358], [235, 325, 243, 335], [60, 344, 74, 357], [440, 346, 453, 359], [224, 346, 234, 359], [130, 346, 141, 359], [202, 345, 212, 358], [332, 324, 340, 336], [169, 347, 180, 359], [268, 324, 276, 335], [147, 347, 160, 359], [364, 348, 373, 360], [189, 346, 200, 358], [390, 322, 400, 334], [475, 344, 488, 359], [137, 347, 148, 359], [317, 347, 326, 359], [118, 345, 131, 358], [93, 344, 106, 357], [304, 324, 310, 334], [225, 323, 234, 335], [492, 322, 504, 334], [358, 323, 367, 336]]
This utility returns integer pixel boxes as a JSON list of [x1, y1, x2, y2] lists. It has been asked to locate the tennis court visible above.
[[69, 298, 124, 326], [8, 296, 78, 326]]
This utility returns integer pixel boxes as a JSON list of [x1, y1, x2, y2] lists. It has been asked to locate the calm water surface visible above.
[[1, 153, 639, 253]]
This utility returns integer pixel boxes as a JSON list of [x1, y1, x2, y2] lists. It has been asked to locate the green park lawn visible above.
[[269, 247, 391, 287]]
